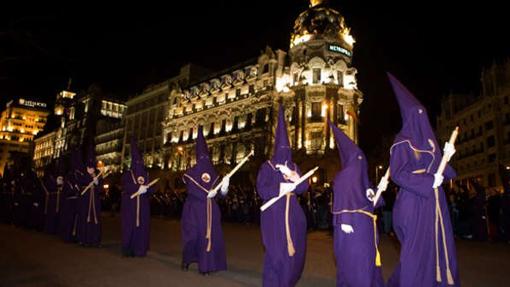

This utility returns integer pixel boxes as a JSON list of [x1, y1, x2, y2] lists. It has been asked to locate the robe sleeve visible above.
[[293, 164, 309, 195], [390, 143, 435, 198], [256, 163, 280, 201]]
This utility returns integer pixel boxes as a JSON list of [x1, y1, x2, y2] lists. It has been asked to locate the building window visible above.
[[337, 104, 345, 124], [487, 135, 495, 148], [485, 121, 494, 130], [488, 153, 496, 163], [262, 64, 269, 74], [255, 109, 265, 127], [221, 120, 226, 134], [236, 88, 241, 97], [209, 122, 215, 137], [249, 85, 255, 94], [311, 102, 321, 120], [337, 71, 344, 87], [313, 68, 321, 84]]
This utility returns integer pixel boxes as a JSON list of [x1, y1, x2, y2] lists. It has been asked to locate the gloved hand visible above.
[[341, 224, 354, 234], [220, 176, 230, 196], [33, 202, 39, 207], [93, 178, 99, 186], [137, 185, 148, 195], [207, 190, 217, 199], [279, 182, 296, 196], [377, 177, 389, 192], [433, 173, 444, 188], [443, 142, 456, 161], [366, 188, 375, 201], [275, 164, 292, 176]]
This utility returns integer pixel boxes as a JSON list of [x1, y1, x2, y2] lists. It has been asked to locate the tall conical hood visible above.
[[130, 137, 148, 180], [185, 126, 218, 189], [272, 104, 292, 164], [196, 126, 211, 163], [387, 72, 439, 151], [329, 120, 372, 209]]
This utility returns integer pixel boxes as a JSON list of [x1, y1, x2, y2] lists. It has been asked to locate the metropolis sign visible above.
[[18, 98, 47, 108], [328, 44, 352, 57]]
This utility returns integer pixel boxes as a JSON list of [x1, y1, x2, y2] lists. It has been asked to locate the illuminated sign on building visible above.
[[18, 98, 47, 108], [328, 44, 352, 57]]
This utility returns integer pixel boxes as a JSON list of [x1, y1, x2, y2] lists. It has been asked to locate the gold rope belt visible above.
[[183, 174, 219, 253], [285, 193, 296, 256], [56, 188, 61, 213], [413, 168, 454, 285], [434, 187, 454, 285], [206, 198, 212, 252], [260, 192, 296, 257], [87, 186, 98, 224], [136, 196, 140, 227], [332, 209, 381, 267]]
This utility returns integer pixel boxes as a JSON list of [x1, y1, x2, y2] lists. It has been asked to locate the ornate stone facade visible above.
[[162, 1, 362, 186]]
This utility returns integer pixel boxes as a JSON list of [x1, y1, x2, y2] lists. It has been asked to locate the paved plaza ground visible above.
[[1, 215, 509, 286]]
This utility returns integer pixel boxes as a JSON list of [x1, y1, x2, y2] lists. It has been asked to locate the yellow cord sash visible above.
[[332, 209, 382, 267], [183, 173, 219, 253]]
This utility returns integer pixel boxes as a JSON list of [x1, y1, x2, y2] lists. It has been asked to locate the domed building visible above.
[[156, 0, 362, 187]]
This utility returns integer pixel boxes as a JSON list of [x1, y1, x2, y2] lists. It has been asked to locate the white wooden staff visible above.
[[80, 169, 111, 196], [433, 126, 459, 285], [372, 168, 390, 207], [130, 178, 160, 199], [436, 127, 459, 176], [208, 150, 255, 197], [260, 166, 319, 211]]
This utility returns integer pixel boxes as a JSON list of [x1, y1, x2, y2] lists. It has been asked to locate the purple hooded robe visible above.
[[181, 127, 227, 273], [121, 138, 154, 256], [256, 104, 309, 287], [386, 74, 459, 287], [329, 121, 385, 287], [76, 144, 103, 246], [42, 165, 61, 234], [59, 149, 84, 242]]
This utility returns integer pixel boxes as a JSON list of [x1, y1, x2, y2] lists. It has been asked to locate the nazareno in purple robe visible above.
[[386, 73, 459, 287], [58, 149, 84, 242], [121, 137, 153, 257], [181, 126, 227, 273], [42, 169, 60, 235], [76, 144, 103, 246], [328, 120, 385, 287], [256, 104, 309, 287]]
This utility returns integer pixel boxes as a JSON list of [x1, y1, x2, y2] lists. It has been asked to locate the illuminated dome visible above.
[[290, 0, 355, 49]]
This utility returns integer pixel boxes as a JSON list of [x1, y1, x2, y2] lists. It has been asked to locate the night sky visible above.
[[1, 0, 509, 151]]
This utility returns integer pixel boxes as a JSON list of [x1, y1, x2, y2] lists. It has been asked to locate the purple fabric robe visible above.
[[42, 172, 62, 235], [386, 73, 459, 287], [25, 169, 45, 231], [76, 145, 103, 246], [121, 138, 153, 257], [256, 104, 309, 287], [181, 127, 227, 273], [58, 149, 83, 242], [329, 121, 385, 287]]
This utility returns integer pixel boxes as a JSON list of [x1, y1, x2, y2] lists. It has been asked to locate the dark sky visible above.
[[1, 0, 509, 151]]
